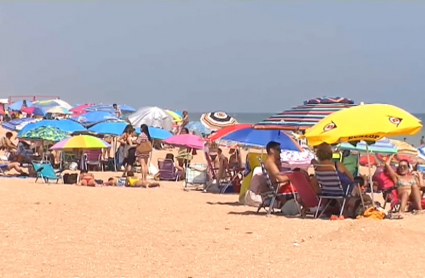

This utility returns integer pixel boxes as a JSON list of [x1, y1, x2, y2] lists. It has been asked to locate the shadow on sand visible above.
[[206, 201, 243, 207]]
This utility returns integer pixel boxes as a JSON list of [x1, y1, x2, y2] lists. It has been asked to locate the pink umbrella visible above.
[[163, 134, 205, 149]]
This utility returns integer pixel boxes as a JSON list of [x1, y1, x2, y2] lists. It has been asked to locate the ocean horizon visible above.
[[188, 112, 425, 147]]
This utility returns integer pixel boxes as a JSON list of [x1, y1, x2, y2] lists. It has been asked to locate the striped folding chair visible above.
[[257, 158, 298, 216], [314, 164, 356, 218]]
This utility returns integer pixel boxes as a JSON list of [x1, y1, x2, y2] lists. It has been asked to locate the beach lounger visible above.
[[184, 163, 208, 190], [314, 164, 356, 218], [157, 158, 180, 181], [32, 160, 63, 184], [257, 158, 298, 216]]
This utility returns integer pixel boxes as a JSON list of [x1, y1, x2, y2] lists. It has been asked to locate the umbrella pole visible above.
[[366, 145, 375, 204]]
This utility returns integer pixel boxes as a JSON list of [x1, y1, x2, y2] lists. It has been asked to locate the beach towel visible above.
[[356, 207, 385, 220]]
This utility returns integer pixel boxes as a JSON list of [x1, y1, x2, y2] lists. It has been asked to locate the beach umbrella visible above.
[[72, 111, 118, 126], [418, 146, 425, 161], [1, 118, 39, 131], [46, 106, 72, 115], [50, 135, 110, 150], [89, 121, 172, 140], [219, 127, 302, 151], [19, 119, 86, 135], [186, 121, 211, 136], [33, 99, 72, 110], [70, 103, 94, 112], [359, 153, 413, 166], [208, 124, 251, 141], [389, 139, 418, 156], [166, 110, 183, 123], [8, 100, 33, 111], [163, 134, 205, 149], [337, 138, 398, 154], [128, 106, 174, 131], [19, 126, 70, 142], [200, 111, 238, 131], [254, 97, 356, 131], [22, 107, 45, 116], [304, 103, 422, 201]]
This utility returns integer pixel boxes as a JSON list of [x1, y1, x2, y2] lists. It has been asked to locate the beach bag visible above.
[[136, 141, 152, 154], [63, 173, 78, 184]]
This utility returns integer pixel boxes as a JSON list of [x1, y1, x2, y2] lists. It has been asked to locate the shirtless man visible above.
[[264, 141, 290, 188], [113, 103, 122, 118]]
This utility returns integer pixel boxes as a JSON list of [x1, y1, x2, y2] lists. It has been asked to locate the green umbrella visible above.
[[19, 126, 71, 142]]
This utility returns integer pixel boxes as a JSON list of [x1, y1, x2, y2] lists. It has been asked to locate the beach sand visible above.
[[1, 128, 425, 277]]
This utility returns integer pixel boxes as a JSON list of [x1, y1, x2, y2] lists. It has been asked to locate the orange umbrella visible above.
[[208, 124, 252, 141]]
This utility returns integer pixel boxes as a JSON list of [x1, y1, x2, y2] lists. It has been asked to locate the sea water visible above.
[[189, 112, 425, 147]]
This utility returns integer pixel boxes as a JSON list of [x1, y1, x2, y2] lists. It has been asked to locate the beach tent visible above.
[[254, 97, 356, 131], [128, 106, 174, 131]]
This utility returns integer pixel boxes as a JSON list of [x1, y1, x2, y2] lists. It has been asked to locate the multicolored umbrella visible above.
[[19, 126, 70, 142], [166, 110, 183, 123], [50, 135, 110, 150], [208, 124, 252, 141], [418, 146, 425, 161], [22, 107, 46, 116], [389, 139, 418, 156], [200, 111, 238, 131], [254, 97, 356, 131], [33, 99, 72, 110], [18, 119, 86, 135], [46, 106, 72, 114]]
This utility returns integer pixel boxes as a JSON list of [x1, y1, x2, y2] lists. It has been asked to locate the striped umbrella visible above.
[[200, 111, 238, 131], [1, 118, 39, 131], [337, 138, 398, 154], [389, 139, 418, 156], [418, 146, 425, 161], [254, 97, 356, 130]]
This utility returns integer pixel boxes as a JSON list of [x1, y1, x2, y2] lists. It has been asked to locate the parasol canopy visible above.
[[254, 97, 355, 131], [19, 126, 70, 142], [200, 111, 238, 131], [128, 106, 174, 131], [163, 134, 204, 149], [50, 135, 110, 150]]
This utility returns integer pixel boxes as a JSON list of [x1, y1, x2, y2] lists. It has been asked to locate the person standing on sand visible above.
[[135, 124, 153, 187], [420, 136, 424, 146]]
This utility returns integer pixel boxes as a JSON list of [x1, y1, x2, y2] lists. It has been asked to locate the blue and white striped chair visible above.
[[314, 164, 355, 218]]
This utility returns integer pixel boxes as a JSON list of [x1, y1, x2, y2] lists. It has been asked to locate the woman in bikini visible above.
[[79, 170, 96, 186], [385, 155, 423, 213]]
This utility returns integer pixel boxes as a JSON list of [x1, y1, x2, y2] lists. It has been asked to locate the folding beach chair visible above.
[[85, 150, 103, 171], [157, 158, 180, 181], [203, 150, 232, 193], [288, 171, 322, 216], [32, 160, 63, 184], [184, 163, 208, 190], [341, 151, 359, 177], [257, 158, 298, 216], [314, 164, 356, 218]]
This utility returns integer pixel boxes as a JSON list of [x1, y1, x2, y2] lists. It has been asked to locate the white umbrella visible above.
[[128, 106, 174, 131], [33, 99, 72, 110]]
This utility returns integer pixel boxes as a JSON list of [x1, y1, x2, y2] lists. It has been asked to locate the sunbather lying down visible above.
[[126, 171, 160, 188], [0, 161, 28, 176], [79, 170, 96, 186]]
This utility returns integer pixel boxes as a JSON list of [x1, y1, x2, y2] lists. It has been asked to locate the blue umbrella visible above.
[[2, 118, 38, 131], [186, 121, 211, 136], [89, 121, 172, 140], [220, 128, 302, 151], [72, 111, 118, 125], [8, 100, 33, 111], [18, 119, 86, 136]]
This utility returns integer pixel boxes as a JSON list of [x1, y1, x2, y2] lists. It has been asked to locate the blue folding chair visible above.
[[32, 160, 63, 184], [314, 164, 357, 218]]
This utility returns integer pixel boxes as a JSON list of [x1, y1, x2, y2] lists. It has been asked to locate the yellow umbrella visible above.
[[304, 104, 422, 146], [166, 110, 182, 123]]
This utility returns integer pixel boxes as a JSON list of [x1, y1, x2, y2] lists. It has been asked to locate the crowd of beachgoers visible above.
[[0, 97, 425, 221]]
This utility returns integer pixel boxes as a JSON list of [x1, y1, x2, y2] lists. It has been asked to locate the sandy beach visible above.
[[1, 176, 425, 277], [1, 128, 425, 277]]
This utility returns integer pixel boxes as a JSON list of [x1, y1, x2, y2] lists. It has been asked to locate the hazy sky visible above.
[[0, 2, 424, 112]]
